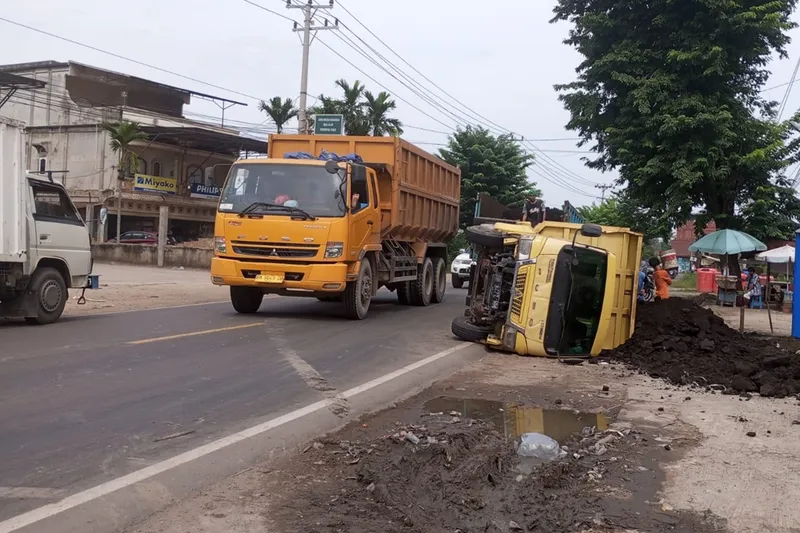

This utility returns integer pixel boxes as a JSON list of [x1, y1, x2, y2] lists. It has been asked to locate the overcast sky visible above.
[[2, 0, 800, 207]]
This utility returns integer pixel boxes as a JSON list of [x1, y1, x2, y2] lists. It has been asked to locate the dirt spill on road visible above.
[[267, 396, 725, 533]]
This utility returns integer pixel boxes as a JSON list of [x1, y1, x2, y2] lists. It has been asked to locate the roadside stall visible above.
[[689, 229, 767, 331], [754, 245, 795, 333]]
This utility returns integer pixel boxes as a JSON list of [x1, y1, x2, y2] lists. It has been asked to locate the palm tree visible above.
[[102, 120, 148, 181], [102, 120, 148, 243], [258, 97, 298, 133], [334, 79, 370, 135], [363, 91, 404, 136]]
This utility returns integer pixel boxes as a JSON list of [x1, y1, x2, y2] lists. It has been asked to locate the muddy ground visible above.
[[264, 387, 722, 533]]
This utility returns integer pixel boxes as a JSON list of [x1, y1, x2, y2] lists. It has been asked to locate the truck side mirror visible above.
[[580, 223, 602, 238], [324, 160, 340, 174]]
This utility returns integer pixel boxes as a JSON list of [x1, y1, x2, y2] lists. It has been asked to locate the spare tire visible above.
[[451, 316, 493, 342], [465, 224, 505, 249]]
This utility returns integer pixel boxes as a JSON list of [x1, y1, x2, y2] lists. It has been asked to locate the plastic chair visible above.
[[749, 294, 763, 309]]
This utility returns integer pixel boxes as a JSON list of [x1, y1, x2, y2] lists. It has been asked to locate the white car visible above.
[[450, 251, 475, 288]]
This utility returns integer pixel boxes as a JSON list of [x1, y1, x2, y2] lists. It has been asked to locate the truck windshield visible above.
[[218, 163, 346, 217], [543, 247, 608, 356]]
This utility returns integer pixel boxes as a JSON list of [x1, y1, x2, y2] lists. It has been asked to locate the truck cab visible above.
[[453, 220, 642, 357]]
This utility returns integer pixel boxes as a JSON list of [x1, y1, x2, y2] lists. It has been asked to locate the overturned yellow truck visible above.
[[452, 220, 643, 357]]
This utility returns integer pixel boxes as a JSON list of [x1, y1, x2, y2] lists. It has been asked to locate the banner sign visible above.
[[133, 174, 177, 195]]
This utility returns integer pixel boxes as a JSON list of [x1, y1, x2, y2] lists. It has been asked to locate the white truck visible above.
[[0, 117, 95, 324]]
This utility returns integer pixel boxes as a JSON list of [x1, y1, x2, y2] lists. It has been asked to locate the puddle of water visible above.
[[423, 396, 608, 444]]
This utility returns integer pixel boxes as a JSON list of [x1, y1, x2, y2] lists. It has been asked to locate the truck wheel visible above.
[[230, 286, 263, 314], [465, 224, 505, 249], [344, 260, 372, 320], [410, 257, 434, 306], [431, 257, 446, 304], [452, 274, 464, 289], [451, 316, 493, 342], [24, 267, 67, 325], [396, 282, 411, 305]]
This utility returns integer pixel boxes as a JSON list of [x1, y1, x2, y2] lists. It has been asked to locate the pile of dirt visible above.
[[604, 299, 800, 397], [268, 415, 717, 533]]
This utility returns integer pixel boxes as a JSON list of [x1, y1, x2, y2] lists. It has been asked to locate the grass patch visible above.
[[672, 272, 697, 289]]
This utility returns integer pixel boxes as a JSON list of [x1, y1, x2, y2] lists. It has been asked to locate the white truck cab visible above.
[[0, 117, 94, 324]]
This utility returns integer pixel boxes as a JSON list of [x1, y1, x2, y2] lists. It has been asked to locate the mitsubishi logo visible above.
[[270, 249, 279, 257]]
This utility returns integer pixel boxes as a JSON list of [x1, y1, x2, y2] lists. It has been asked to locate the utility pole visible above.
[[287, 0, 339, 134], [594, 183, 613, 201]]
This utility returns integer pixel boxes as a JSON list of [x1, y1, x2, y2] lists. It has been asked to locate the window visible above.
[[369, 174, 379, 207], [30, 181, 83, 226], [152, 160, 162, 177], [350, 165, 369, 214], [187, 165, 203, 185], [138, 159, 147, 175], [38, 157, 47, 173]]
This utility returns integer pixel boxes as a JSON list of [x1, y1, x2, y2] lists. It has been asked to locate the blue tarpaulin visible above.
[[283, 151, 364, 163]]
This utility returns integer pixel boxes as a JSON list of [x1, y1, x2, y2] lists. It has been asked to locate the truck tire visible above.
[[230, 286, 263, 314], [431, 257, 446, 304], [451, 316, 493, 342], [344, 260, 372, 320], [24, 267, 67, 325], [396, 282, 411, 305], [410, 257, 434, 306], [465, 224, 505, 249], [452, 274, 464, 289]]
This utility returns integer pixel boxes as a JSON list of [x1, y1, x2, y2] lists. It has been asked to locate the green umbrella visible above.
[[688, 229, 767, 255]]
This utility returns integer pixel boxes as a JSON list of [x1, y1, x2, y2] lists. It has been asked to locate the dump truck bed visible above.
[[0, 117, 25, 262], [533, 221, 642, 350], [268, 135, 461, 242]]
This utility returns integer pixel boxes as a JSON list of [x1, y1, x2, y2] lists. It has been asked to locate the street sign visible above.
[[314, 114, 344, 135]]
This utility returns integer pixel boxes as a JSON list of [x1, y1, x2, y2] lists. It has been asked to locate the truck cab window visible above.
[[30, 182, 82, 224], [351, 165, 369, 213]]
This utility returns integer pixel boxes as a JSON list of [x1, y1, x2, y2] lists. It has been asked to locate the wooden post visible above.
[[739, 306, 745, 333], [767, 262, 774, 334]]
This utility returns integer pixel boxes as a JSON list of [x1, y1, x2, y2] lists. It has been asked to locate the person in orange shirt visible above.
[[649, 257, 672, 300]]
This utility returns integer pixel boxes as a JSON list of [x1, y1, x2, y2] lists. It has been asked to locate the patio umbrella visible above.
[[688, 229, 767, 254]]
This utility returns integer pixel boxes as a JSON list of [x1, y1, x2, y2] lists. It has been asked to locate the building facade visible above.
[[0, 60, 264, 242]]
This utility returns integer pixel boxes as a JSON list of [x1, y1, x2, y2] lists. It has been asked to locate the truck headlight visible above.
[[325, 242, 344, 258], [214, 236, 227, 254], [517, 236, 533, 260]]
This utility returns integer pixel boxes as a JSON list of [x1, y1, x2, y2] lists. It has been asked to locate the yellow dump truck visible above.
[[452, 220, 642, 357], [211, 134, 461, 319]]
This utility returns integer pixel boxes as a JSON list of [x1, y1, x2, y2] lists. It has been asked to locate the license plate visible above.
[[255, 273, 284, 283]]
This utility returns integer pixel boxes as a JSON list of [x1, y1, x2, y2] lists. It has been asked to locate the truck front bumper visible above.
[[211, 257, 348, 292]]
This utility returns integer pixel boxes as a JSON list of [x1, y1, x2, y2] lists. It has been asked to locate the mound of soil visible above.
[[605, 299, 800, 397]]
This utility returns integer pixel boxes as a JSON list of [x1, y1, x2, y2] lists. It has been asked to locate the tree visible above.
[[364, 91, 403, 136], [551, 0, 800, 265], [102, 120, 148, 243], [258, 97, 298, 133], [312, 80, 403, 136], [439, 126, 538, 228], [102, 120, 148, 181]]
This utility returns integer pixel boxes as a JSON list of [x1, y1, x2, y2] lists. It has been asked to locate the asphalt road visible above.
[[0, 289, 469, 522]]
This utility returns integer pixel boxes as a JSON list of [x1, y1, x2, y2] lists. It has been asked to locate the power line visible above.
[[0, 16, 266, 103]]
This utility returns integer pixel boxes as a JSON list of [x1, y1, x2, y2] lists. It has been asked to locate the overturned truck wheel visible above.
[[451, 316, 493, 342]]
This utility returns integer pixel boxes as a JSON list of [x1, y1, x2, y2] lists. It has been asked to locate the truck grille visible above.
[[232, 245, 319, 258], [510, 270, 527, 322]]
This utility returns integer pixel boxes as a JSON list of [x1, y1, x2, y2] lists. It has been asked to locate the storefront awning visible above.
[[138, 125, 266, 156]]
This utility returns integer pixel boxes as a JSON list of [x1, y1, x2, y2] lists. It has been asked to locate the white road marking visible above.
[[0, 342, 471, 533], [0, 488, 63, 499]]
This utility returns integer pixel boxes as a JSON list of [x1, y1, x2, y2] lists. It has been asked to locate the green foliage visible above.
[[447, 230, 469, 262], [312, 80, 403, 136], [102, 120, 148, 179], [439, 126, 539, 228], [552, 0, 800, 241], [258, 97, 298, 133], [578, 194, 670, 242], [672, 272, 698, 290]]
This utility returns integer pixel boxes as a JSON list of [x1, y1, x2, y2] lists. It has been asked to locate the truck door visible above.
[[347, 166, 379, 260], [29, 180, 92, 283]]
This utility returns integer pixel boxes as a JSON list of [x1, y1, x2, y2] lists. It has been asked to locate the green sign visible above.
[[314, 114, 344, 135]]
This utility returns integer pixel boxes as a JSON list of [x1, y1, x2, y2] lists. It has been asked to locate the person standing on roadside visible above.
[[649, 256, 672, 300]]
